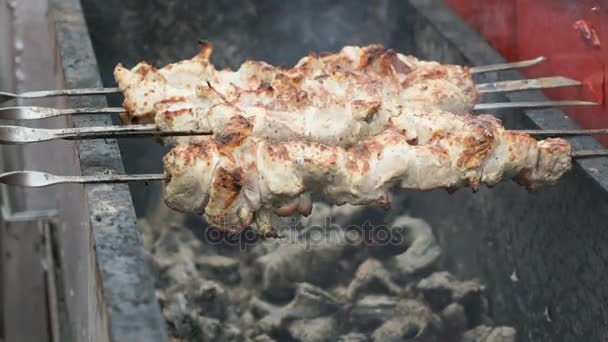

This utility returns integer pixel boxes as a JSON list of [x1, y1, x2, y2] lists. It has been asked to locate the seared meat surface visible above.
[[115, 43, 478, 129], [163, 118, 571, 235]]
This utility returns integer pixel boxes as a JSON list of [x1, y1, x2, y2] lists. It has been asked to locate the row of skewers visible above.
[[0, 43, 605, 236]]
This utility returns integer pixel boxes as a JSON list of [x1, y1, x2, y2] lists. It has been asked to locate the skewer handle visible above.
[[475, 77, 581, 94], [0, 106, 124, 120], [519, 128, 608, 136], [571, 150, 608, 158], [0, 171, 166, 187], [0, 87, 120, 103], [470, 56, 546, 74], [474, 100, 598, 111], [0, 124, 212, 144]]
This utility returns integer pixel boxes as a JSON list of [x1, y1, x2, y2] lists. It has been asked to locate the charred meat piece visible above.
[[163, 122, 571, 235], [115, 43, 478, 127]]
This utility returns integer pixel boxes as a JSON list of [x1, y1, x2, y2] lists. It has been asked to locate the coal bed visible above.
[[140, 200, 516, 341]]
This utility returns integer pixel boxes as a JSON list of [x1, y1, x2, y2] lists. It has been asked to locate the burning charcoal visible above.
[[162, 281, 229, 329], [371, 299, 443, 342], [281, 283, 342, 319], [385, 216, 441, 280], [189, 280, 229, 320], [416, 271, 484, 318], [196, 255, 241, 284], [249, 296, 280, 319], [164, 309, 206, 342], [161, 291, 229, 342], [241, 311, 255, 330], [162, 291, 190, 320], [485, 327, 516, 342], [440, 303, 468, 338], [257, 283, 342, 336], [337, 333, 370, 342], [416, 272, 454, 310], [161, 260, 200, 288], [349, 295, 399, 331], [166, 312, 243, 342], [222, 323, 244, 342], [256, 314, 283, 336], [197, 316, 223, 341], [254, 229, 349, 300], [460, 326, 517, 342], [143, 181, 513, 339], [249, 334, 278, 342], [287, 316, 339, 342], [461, 325, 492, 342], [372, 319, 426, 342], [246, 299, 281, 336], [344, 258, 403, 301], [153, 227, 204, 286]]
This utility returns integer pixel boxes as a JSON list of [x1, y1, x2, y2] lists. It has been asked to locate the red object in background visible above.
[[445, 0, 608, 146]]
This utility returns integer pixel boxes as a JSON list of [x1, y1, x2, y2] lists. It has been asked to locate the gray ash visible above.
[[140, 203, 516, 342]]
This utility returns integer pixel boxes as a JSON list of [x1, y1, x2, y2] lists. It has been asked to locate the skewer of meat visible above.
[[114, 42, 478, 125], [149, 47, 486, 147], [1, 44, 588, 121], [153, 96, 488, 148], [163, 118, 571, 235]]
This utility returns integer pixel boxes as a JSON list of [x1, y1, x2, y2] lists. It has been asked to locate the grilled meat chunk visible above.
[[115, 43, 478, 127], [163, 122, 571, 235]]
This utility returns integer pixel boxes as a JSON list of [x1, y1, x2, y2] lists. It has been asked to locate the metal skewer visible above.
[[1, 145, 605, 189], [476, 77, 581, 94], [0, 98, 597, 121], [0, 123, 607, 145], [0, 87, 120, 103], [519, 128, 608, 137], [470, 56, 546, 74], [571, 150, 608, 158], [0, 124, 212, 144], [0, 171, 167, 187], [474, 100, 598, 111], [0, 106, 124, 120]]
